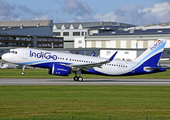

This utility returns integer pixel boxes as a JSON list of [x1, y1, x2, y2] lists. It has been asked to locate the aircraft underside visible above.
[[19, 61, 166, 82]]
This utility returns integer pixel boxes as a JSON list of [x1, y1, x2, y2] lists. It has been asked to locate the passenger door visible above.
[[22, 49, 28, 59]]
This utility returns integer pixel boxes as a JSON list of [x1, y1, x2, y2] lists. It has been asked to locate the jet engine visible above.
[[48, 64, 70, 76]]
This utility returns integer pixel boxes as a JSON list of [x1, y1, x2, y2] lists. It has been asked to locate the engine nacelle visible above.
[[48, 64, 70, 76]]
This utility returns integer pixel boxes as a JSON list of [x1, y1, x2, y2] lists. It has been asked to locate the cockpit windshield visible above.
[[10, 51, 17, 54]]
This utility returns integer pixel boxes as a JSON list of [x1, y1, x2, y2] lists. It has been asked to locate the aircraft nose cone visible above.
[[1, 54, 4, 60], [1, 53, 10, 61]]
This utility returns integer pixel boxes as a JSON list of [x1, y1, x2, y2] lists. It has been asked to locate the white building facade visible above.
[[53, 22, 134, 48]]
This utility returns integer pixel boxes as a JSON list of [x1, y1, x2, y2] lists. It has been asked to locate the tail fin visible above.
[[134, 39, 167, 66]]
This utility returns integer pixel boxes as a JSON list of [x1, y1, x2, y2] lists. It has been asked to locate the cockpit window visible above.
[[10, 51, 17, 54]]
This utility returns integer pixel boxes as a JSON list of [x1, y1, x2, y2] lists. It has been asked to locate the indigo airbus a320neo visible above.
[[1, 39, 167, 82]]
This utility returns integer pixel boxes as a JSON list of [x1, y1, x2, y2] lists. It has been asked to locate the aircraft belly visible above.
[[94, 66, 126, 75]]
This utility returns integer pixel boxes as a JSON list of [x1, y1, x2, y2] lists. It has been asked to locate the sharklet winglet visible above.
[[109, 51, 118, 61]]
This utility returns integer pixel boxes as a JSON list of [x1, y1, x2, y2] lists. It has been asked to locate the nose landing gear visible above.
[[21, 65, 26, 75]]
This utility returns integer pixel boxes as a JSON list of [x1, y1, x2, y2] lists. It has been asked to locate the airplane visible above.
[[1, 38, 167, 82]]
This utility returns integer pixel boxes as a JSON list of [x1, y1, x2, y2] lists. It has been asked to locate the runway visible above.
[[0, 78, 170, 85]]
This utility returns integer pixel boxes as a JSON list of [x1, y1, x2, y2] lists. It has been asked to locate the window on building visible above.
[[8, 43, 14, 46], [38, 44, 42, 47], [54, 44, 58, 47], [3, 37, 8, 40], [48, 38, 52, 41], [42, 38, 47, 41], [48, 44, 51, 47], [82, 32, 84, 36], [9, 37, 13, 40], [59, 38, 63, 42], [15, 37, 19, 40], [63, 32, 69, 36], [59, 44, 63, 47], [28, 43, 32, 46], [37, 38, 42, 41], [73, 32, 80, 36], [55, 32, 61, 36], [20, 37, 23, 40], [54, 38, 58, 41], [43, 44, 47, 47]]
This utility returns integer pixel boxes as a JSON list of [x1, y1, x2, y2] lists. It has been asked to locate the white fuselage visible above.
[[2, 48, 137, 75]]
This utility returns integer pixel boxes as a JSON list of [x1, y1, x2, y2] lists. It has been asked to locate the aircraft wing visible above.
[[61, 51, 118, 70]]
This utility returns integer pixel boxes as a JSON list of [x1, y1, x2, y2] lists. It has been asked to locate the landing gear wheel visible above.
[[78, 77, 83, 82], [21, 72, 25, 75], [73, 70, 83, 82], [73, 76, 79, 81]]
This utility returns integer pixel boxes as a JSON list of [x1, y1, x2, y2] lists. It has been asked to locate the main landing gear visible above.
[[21, 65, 26, 75], [73, 70, 83, 82]]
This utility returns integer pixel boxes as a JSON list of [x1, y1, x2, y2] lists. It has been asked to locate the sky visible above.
[[0, 0, 170, 25]]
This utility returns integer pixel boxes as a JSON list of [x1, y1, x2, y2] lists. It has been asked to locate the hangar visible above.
[[0, 20, 63, 48], [53, 22, 135, 48], [1, 20, 170, 64], [73, 23, 170, 49], [53, 22, 170, 61]]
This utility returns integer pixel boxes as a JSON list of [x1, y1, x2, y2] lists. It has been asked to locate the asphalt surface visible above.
[[0, 78, 170, 85]]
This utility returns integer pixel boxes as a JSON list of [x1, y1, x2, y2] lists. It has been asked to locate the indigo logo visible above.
[[29, 50, 57, 60], [150, 40, 163, 50]]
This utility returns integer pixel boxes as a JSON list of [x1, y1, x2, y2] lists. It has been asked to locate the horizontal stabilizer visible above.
[[144, 66, 162, 71], [144, 66, 167, 72]]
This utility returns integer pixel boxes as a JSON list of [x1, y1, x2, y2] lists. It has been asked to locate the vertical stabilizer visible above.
[[134, 39, 167, 66]]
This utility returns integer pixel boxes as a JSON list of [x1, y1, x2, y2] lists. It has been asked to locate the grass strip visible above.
[[0, 86, 170, 119]]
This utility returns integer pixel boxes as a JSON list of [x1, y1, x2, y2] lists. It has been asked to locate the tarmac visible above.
[[0, 78, 170, 85]]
